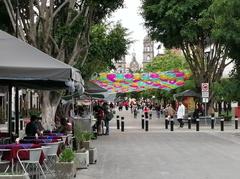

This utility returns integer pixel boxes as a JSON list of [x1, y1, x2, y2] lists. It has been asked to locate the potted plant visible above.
[[55, 148, 76, 179], [82, 131, 94, 150], [74, 126, 90, 169]]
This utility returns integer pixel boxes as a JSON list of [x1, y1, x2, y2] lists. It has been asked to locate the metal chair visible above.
[[41, 142, 60, 170], [0, 148, 11, 173], [17, 148, 46, 179], [41, 146, 54, 176]]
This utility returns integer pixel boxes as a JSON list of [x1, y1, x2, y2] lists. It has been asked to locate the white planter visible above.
[[75, 150, 89, 169], [89, 147, 97, 164], [55, 161, 76, 179], [0, 173, 30, 179]]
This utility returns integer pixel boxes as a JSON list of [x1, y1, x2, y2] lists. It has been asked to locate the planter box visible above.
[[82, 141, 90, 150], [55, 161, 76, 179], [0, 173, 30, 179], [75, 150, 89, 169], [89, 147, 97, 164]]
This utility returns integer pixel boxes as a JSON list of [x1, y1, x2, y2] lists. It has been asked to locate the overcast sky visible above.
[[108, 0, 147, 66]]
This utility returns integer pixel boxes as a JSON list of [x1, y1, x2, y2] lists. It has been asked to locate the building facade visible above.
[[142, 36, 154, 68], [129, 52, 140, 72]]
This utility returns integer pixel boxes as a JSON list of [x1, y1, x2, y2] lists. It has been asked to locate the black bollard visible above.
[[142, 115, 144, 129], [20, 120, 23, 130], [165, 115, 169, 129], [211, 114, 214, 129], [220, 118, 224, 131], [170, 116, 174, 131], [196, 118, 200, 131], [121, 117, 124, 132], [145, 116, 149, 131], [117, 115, 120, 130], [235, 116, 238, 129], [188, 115, 191, 129]]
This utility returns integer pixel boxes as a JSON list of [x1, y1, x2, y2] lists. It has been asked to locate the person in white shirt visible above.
[[177, 101, 186, 128]]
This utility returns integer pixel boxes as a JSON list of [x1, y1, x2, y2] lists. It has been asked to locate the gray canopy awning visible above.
[[0, 30, 83, 90]]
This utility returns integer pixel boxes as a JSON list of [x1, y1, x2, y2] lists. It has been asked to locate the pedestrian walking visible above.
[[177, 101, 186, 128]]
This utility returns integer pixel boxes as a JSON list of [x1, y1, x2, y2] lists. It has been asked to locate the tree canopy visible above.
[[77, 22, 131, 80], [141, 0, 234, 94], [144, 50, 188, 72]]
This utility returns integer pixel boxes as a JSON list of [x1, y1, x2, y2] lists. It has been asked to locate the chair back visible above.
[[42, 142, 59, 156], [29, 148, 42, 162], [41, 146, 50, 157]]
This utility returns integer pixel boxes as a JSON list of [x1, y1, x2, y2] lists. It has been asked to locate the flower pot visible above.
[[75, 150, 89, 169], [55, 161, 76, 179], [89, 147, 97, 164], [0, 173, 30, 179]]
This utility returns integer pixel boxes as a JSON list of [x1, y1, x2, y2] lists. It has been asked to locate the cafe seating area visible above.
[[0, 131, 74, 178]]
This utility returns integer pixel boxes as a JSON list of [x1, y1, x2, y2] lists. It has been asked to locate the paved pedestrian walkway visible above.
[[74, 109, 240, 179]]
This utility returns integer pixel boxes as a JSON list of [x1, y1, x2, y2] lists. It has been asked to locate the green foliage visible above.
[[74, 123, 93, 143], [28, 108, 41, 117], [213, 78, 240, 103], [141, 0, 212, 48], [77, 22, 131, 80], [59, 148, 75, 162], [144, 50, 189, 72]]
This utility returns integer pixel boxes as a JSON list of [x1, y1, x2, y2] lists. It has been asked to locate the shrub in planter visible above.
[[55, 148, 76, 179]]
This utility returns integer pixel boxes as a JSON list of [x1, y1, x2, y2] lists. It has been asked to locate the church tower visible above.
[[129, 52, 140, 72], [115, 56, 126, 73], [142, 36, 154, 68]]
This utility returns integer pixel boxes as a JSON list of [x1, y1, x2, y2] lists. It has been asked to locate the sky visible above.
[[108, 0, 147, 66]]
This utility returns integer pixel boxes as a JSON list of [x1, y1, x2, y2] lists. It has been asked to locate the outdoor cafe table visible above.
[[20, 138, 59, 144], [24, 136, 62, 140], [0, 143, 45, 164]]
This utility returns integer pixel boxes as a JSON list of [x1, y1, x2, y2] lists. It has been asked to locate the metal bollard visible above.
[[235, 116, 238, 129], [142, 115, 145, 129], [210, 114, 214, 129], [121, 117, 124, 132], [188, 115, 191, 129], [170, 116, 174, 131], [117, 115, 120, 130], [165, 115, 169, 129], [220, 118, 224, 131], [145, 116, 149, 131], [20, 120, 23, 130], [196, 118, 200, 131]]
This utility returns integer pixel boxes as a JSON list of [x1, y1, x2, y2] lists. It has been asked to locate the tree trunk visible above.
[[40, 91, 61, 130]]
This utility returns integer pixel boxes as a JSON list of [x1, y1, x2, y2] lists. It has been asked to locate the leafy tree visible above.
[[78, 23, 131, 80], [141, 0, 234, 97], [144, 50, 188, 72], [2, 0, 125, 128]]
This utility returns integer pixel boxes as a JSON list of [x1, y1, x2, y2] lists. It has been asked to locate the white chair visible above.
[[41, 142, 60, 170], [17, 148, 46, 179], [0, 148, 11, 173], [41, 146, 54, 176]]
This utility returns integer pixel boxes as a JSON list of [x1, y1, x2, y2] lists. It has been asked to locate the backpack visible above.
[[106, 111, 114, 121]]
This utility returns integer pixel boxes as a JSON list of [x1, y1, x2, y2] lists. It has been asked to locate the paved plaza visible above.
[[73, 109, 240, 179]]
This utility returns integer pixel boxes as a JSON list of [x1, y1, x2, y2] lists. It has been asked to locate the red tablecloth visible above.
[[0, 143, 45, 164]]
